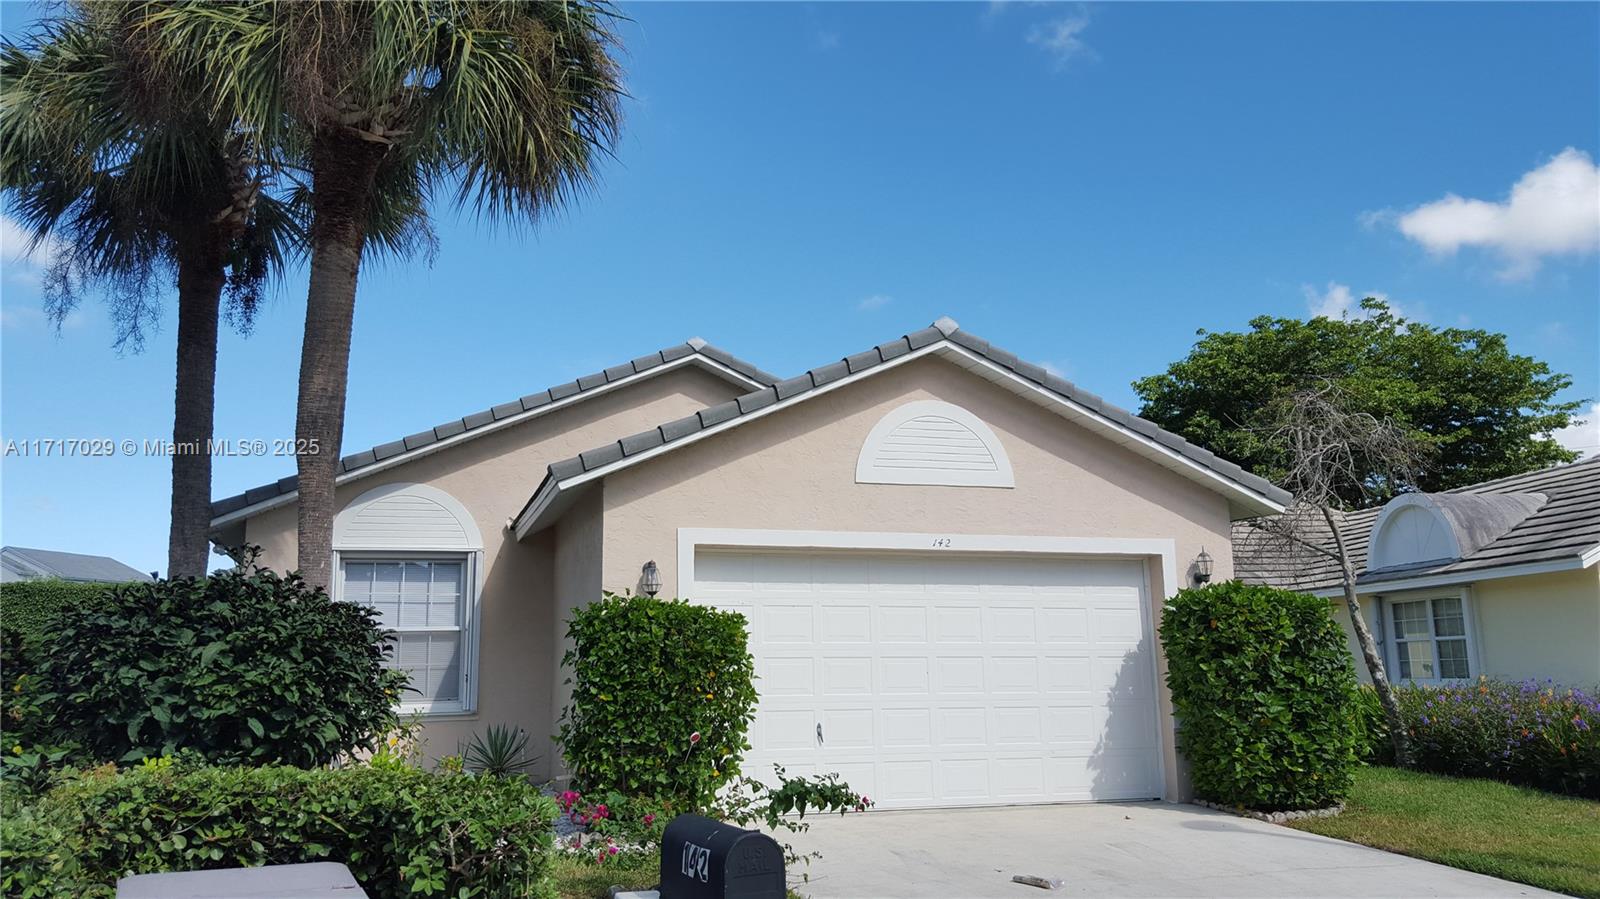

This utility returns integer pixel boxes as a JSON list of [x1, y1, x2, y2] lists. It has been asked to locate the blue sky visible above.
[[3, 2, 1597, 575]]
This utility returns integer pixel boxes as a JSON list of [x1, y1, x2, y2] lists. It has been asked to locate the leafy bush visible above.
[[0, 759, 559, 899], [26, 566, 406, 767], [1352, 685, 1395, 765], [1394, 679, 1598, 798], [1161, 581, 1360, 810], [558, 592, 757, 807], [0, 580, 121, 647]]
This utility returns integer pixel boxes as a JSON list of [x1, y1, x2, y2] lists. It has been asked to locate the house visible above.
[[210, 318, 1289, 807], [1235, 458, 1600, 689], [0, 546, 154, 584]]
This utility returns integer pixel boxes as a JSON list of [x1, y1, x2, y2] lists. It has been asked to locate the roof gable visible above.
[[514, 318, 1291, 538], [1235, 456, 1600, 593], [209, 340, 776, 527], [1, 546, 153, 583]]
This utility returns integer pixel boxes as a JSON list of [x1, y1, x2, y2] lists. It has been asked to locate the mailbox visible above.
[[659, 813, 786, 899]]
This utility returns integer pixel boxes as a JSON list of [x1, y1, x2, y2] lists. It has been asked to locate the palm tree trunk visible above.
[[1321, 505, 1411, 766], [295, 134, 388, 588], [167, 240, 226, 579]]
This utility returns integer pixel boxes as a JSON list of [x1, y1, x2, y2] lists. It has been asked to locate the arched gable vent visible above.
[[1366, 491, 1545, 572], [855, 400, 1014, 488], [334, 483, 484, 551]]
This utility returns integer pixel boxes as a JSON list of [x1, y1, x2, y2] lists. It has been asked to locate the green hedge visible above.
[[23, 567, 406, 767], [0, 580, 119, 646], [1160, 581, 1360, 810], [0, 761, 559, 898], [557, 592, 757, 808]]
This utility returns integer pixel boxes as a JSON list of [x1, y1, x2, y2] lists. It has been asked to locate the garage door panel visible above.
[[698, 550, 1162, 808], [876, 606, 929, 642]]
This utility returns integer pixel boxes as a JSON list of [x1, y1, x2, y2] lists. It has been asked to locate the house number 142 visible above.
[[931, 537, 953, 548]]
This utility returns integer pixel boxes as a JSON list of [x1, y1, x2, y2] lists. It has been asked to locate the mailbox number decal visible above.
[[682, 841, 710, 882]]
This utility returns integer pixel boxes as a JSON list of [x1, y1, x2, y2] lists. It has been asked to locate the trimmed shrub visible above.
[[0, 579, 119, 647], [1396, 679, 1598, 798], [558, 592, 757, 808], [1352, 684, 1395, 765], [1161, 581, 1360, 810], [0, 760, 558, 898], [28, 566, 406, 767]]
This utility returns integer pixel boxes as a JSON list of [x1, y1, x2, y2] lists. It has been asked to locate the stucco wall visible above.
[[1331, 565, 1600, 688], [551, 486, 604, 753], [593, 355, 1240, 800], [240, 364, 744, 772], [1473, 567, 1600, 686]]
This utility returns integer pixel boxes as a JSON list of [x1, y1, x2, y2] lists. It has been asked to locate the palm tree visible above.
[[0, 6, 297, 578], [142, 0, 624, 586]]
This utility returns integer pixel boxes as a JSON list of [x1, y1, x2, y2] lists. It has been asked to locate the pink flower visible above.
[[607, 845, 619, 856], [644, 813, 656, 825], [595, 803, 609, 819]]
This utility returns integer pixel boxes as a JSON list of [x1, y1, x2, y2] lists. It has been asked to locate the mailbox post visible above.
[[659, 814, 786, 899]]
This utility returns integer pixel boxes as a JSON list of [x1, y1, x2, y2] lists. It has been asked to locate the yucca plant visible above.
[[464, 724, 536, 778], [137, 0, 626, 587]]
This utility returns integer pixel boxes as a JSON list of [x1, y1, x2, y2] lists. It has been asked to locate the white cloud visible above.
[[1389, 147, 1600, 280], [1300, 281, 1432, 325], [856, 294, 893, 312], [1552, 402, 1599, 459], [1042, 361, 1072, 380], [1, 213, 62, 288], [1026, 7, 1095, 66], [814, 30, 840, 51]]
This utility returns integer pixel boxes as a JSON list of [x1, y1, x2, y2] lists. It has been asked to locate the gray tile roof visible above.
[[0, 546, 154, 583], [1235, 456, 1600, 592], [524, 318, 1292, 525], [210, 340, 777, 521]]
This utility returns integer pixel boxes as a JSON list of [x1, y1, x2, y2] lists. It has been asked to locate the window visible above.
[[341, 558, 468, 712], [332, 483, 483, 715], [1389, 595, 1472, 681]]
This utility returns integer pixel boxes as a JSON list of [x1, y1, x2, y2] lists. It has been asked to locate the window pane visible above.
[[429, 563, 463, 628], [1391, 601, 1430, 640], [1397, 640, 1436, 680], [1437, 639, 1470, 679], [389, 632, 462, 704], [1431, 598, 1465, 637]]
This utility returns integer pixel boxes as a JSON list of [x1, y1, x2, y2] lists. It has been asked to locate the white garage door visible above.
[[693, 550, 1163, 809]]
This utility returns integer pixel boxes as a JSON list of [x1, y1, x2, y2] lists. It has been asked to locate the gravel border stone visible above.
[[1192, 798, 1344, 824]]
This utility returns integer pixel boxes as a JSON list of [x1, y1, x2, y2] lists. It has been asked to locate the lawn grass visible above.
[[550, 853, 658, 899], [1289, 765, 1600, 898]]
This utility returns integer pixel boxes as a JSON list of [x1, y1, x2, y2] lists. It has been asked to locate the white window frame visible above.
[[332, 483, 484, 716], [1380, 587, 1479, 684], [335, 552, 478, 716]]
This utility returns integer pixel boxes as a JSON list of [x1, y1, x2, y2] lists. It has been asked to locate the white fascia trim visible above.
[[516, 342, 1285, 536], [675, 527, 1177, 803], [212, 355, 765, 529], [1307, 553, 1595, 598]]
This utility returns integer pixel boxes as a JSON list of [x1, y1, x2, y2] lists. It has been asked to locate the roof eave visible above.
[[514, 340, 1289, 537], [209, 352, 767, 530]]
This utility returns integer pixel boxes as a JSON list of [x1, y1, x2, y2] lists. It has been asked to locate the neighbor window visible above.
[[341, 558, 469, 713], [1389, 596, 1471, 681]]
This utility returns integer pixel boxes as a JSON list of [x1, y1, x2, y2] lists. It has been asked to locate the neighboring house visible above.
[[211, 318, 1289, 807], [0, 546, 154, 584], [1235, 458, 1600, 689]]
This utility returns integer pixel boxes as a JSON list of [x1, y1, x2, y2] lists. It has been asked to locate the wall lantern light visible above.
[[1193, 548, 1214, 585], [641, 560, 662, 597]]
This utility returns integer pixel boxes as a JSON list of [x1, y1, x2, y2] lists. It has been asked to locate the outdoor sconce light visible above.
[[641, 560, 662, 597], [1193, 548, 1214, 585]]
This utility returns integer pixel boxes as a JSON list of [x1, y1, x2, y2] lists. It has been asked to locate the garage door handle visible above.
[[816, 723, 824, 745]]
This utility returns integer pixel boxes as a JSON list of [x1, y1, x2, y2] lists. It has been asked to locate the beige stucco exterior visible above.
[[234, 352, 1262, 800], [240, 364, 745, 775], [595, 356, 1236, 800], [1331, 564, 1600, 688]]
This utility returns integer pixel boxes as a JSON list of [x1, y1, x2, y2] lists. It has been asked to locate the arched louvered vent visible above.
[[333, 483, 484, 551], [855, 400, 1015, 488]]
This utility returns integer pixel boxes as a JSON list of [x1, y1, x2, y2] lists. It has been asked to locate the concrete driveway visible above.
[[785, 802, 1561, 898]]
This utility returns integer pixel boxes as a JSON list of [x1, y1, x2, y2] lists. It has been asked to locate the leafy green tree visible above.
[[1, 6, 297, 578], [1134, 299, 1581, 506], [141, 0, 625, 586]]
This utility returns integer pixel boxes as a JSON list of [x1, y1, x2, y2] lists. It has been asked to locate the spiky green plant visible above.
[[463, 724, 537, 778]]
